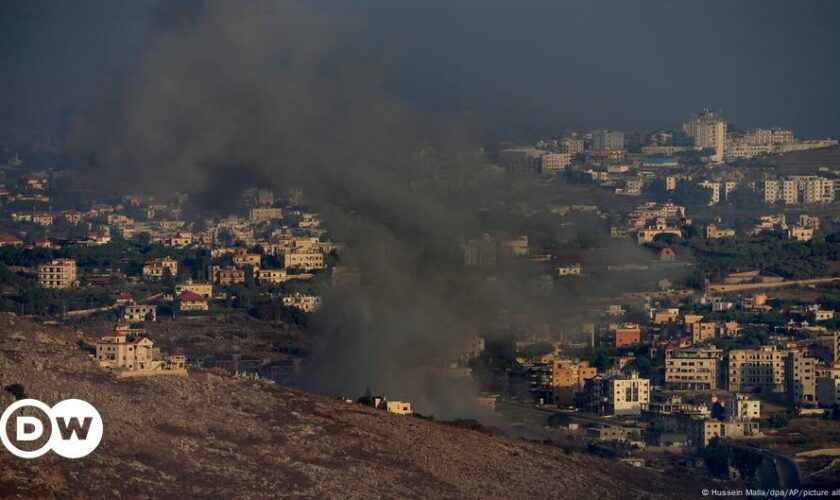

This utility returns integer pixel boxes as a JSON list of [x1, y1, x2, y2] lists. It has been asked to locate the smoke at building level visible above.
[[66, 0, 656, 417]]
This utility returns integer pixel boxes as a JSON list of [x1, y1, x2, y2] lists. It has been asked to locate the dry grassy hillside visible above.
[[0, 314, 700, 499]]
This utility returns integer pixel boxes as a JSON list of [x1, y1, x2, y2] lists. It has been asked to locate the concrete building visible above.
[[665, 348, 723, 390], [683, 110, 727, 163], [705, 225, 735, 239], [143, 257, 178, 280], [282, 293, 322, 312], [530, 359, 597, 405], [122, 303, 157, 322], [175, 280, 213, 298], [690, 322, 717, 344], [591, 130, 624, 151], [282, 251, 325, 270], [176, 291, 209, 312], [499, 147, 544, 177], [461, 235, 497, 266], [210, 266, 246, 285], [255, 269, 292, 284], [584, 371, 650, 416], [727, 346, 787, 394], [601, 324, 641, 348], [787, 226, 814, 242], [500, 236, 529, 257], [233, 249, 262, 268], [817, 375, 840, 406], [785, 351, 817, 405], [248, 207, 283, 221], [540, 152, 572, 173], [637, 227, 682, 244], [37, 258, 77, 289], [764, 176, 835, 205], [724, 394, 761, 422], [384, 401, 413, 415], [800, 176, 835, 204], [96, 331, 186, 376], [556, 263, 583, 276]]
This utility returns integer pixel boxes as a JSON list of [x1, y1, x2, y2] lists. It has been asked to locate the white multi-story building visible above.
[[591, 130, 624, 151], [540, 152, 572, 173], [764, 177, 835, 205], [683, 110, 727, 163], [282, 293, 322, 312], [724, 394, 761, 422], [608, 372, 650, 416]]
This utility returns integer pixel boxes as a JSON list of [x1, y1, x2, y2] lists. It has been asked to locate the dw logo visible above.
[[0, 399, 103, 459]]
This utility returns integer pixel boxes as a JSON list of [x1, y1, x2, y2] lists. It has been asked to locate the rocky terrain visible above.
[[0, 313, 701, 498]]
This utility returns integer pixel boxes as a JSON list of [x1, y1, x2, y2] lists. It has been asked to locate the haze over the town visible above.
[[2, 1, 840, 140], [1, 1, 840, 498]]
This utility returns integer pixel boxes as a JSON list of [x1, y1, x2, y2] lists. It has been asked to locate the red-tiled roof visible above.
[[176, 290, 208, 302]]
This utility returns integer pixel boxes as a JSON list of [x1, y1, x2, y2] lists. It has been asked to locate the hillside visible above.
[[0, 314, 700, 498], [735, 145, 840, 176]]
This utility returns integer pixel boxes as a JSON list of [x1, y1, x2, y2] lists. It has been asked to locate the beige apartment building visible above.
[[233, 249, 262, 267], [785, 351, 816, 404], [142, 257, 178, 280], [727, 346, 787, 393], [175, 280, 213, 298], [705, 225, 736, 239], [540, 152, 572, 173], [690, 322, 717, 344], [683, 110, 727, 163], [282, 251, 325, 270], [176, 291, 209, 311], [530, 359, 597, 405], [787, 226, 814, 242], [248, 207, 283, 222], [122, 304, 157, 322], [37, 259, 77, 289], [210, 266, 246, 285], [665, 348, 723, 391], [255, 268, 290, 284]]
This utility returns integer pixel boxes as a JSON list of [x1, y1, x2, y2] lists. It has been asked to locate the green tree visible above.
[[702, 437, 733, 477], [161, 267, 176, 290], [727, 186, 764, 210], [732, 448, 763, 481], [711, 402, 725, 421], [673, 182, 713, 208], [546, 412, 571, 428], [4, 383, 27, 400], [767, 414, 789, 428], [357, 386, 373, 406]]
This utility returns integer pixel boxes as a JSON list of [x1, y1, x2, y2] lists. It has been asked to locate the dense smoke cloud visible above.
[[68, 0, 520, 415], [68, 0, 671, 418]]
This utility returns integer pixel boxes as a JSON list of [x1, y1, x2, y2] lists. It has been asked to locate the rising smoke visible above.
[[67, 0, 654, 417]]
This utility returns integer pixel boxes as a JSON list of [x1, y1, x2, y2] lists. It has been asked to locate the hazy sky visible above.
[[1, 0, 839, 141]]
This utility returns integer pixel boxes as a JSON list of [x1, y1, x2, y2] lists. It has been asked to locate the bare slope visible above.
[[0, 314, 696, 499]]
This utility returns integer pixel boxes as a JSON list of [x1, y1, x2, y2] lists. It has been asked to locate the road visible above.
[[744, 445, 802, 490], [495, 400, 634, 427], [498, 401, 803, 490]]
